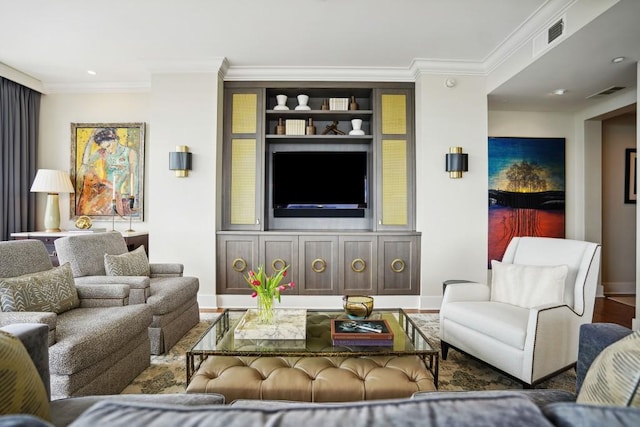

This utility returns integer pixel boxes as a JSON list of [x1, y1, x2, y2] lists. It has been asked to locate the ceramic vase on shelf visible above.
[[257, 293, 275, 324], [274, 94, 289, 110], [295, 94, 311, 110], [349, 119, 365, 135]]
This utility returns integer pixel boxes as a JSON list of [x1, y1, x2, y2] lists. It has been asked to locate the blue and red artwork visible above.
[[488, 137, 565, 267]]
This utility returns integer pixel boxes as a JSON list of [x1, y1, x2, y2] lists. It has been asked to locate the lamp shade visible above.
[[30, 169, 75, 194]]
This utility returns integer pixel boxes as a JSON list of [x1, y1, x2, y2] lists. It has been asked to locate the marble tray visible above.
[[233, 308, 307, 340]]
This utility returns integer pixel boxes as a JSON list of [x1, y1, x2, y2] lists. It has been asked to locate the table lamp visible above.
[[30, 169, 75, 232]]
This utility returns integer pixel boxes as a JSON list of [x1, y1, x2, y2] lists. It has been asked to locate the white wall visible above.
[[415, 74, 489, 309]]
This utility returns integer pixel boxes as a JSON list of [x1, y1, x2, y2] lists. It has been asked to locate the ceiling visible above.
[[0, 0, 637, 112]]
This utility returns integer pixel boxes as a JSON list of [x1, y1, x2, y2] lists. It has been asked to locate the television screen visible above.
[[272, 151, 367, 217]]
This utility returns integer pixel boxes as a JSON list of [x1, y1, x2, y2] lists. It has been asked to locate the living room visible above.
[[1, 2, 638, 318]]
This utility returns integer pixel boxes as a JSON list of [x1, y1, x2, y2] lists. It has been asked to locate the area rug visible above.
[[121, 313, 576, 395]]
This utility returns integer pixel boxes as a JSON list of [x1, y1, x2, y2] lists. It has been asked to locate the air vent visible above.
[[533, 15, 566, 58], [586, 86, 626, 99], [548, 19, 564, 44]]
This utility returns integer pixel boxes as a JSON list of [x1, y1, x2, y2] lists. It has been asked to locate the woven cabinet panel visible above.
[[231, 139, 256, 224], [232, 93, 257, 134], [381, 94, 406, 135], [382, 139, 407, 225]]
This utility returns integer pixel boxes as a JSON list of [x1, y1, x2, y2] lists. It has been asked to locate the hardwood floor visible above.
[[593, 296, 635, 329]]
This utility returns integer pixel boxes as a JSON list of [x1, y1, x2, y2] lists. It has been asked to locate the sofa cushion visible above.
[[543, 402, 640, 427], [490, 260, 568, 309], [0, 263, 79, 314], [0, 330, 50, 421], [67, 393, 554, 427], [104, 247, 150, 277], [577, 329, 640, 407]]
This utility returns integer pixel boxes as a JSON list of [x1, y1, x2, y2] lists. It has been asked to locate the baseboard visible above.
[[602, 281, 636, 295]]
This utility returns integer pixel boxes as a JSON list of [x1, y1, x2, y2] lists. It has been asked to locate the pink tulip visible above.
[[283, 270, 287, 277], [251, 291, 257, 298], [289, 282, 296, 288], [278, 285, 286, 291]]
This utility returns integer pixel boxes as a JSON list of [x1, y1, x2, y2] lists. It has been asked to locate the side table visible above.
[[10, 231, 149, 266]]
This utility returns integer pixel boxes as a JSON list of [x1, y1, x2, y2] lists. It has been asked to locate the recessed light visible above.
[[552, 89, 567, 95], [87, 70, 97, 75], [612, 57, 625, 64]]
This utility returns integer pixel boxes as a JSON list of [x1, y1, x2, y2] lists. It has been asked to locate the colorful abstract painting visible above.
[[488, 137, 565, 267]]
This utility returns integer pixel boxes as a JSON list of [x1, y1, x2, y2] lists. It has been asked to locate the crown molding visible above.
[[43, 81, 151, 94], [222, 65, 416, 82]]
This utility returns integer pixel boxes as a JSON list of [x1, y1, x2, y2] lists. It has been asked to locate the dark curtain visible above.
[[0, 77, 40, 241]]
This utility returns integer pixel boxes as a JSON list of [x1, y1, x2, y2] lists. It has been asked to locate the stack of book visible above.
[[285, 119, 306, 135], [330, 319, 394, 346], [329, 98, 349, 111]]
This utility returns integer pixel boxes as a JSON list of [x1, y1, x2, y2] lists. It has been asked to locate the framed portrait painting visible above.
[[70, 122, 145, 221], [624, 148, 636, 204], [488, 137, 565, 267]]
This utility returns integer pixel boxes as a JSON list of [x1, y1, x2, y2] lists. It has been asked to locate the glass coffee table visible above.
[[187, 308, 439, 388]]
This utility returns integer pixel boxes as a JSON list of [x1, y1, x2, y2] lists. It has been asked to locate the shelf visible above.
[[265, 135, 373, 141], [266, 110, 373, 119]]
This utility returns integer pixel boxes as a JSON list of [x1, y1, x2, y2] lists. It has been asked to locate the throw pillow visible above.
[[490, 260, 568, 309], [0, 330, 50, 421], [577, 329, 640, 407], [0, 263, 79, 314], [104, 246, 150, 277]]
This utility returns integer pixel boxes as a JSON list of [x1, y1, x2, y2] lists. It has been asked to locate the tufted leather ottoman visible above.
[[186, 354, 435, 402]]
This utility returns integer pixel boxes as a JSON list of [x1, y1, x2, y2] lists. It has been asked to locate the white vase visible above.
[[295, 94, 310, 110], [274, 94, 289, 110], [349, 119, 365, 135]]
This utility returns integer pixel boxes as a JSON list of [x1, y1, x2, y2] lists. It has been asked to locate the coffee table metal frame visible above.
[[186, 308, 439, 387]]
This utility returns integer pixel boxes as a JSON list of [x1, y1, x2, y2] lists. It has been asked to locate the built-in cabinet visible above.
[[218, 81, 419, 296], [217, 232, 420, 295]]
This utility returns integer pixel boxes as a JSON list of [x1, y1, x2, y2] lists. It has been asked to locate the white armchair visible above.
[[440, 236, 601, 387]]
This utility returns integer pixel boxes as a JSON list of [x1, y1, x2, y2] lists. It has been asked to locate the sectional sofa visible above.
[[1, 322, 638, 427]]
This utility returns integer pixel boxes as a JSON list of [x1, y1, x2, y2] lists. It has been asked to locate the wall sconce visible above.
[[445, 147, 468, 179], [169, 145, 192, 177], [30, 169, 75, 232]]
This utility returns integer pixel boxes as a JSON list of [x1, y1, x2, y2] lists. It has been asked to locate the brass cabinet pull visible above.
[[231, 258, 247, 273], [311, 258, 326, 273], [391, 258, 405, 273], [351, 258, 366, 273], [271, 258, 286, 272]]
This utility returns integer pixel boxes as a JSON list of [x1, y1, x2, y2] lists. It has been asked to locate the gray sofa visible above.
[[0, 240, 153, 400], [1, 322, 638, 427], [54, 231, 200, 354]]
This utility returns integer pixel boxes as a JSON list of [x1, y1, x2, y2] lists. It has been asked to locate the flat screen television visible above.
[[272, 151, 368, 218]]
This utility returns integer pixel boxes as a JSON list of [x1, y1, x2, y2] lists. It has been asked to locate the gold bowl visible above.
[[343, 295, 374, 319]]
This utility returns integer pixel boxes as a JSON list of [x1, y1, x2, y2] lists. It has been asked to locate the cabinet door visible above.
[[340, 235, 377, 295], [222, 88, 264, 230], [259, 234, 299, 295], [216, 234, 259, 294], [374, 88, 415, 231], [377, 235, 420, 295], [298, 235, 338, 295]]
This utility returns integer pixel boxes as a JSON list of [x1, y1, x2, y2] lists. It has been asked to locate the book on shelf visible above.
[[285, 119, 306, 135], [330, 319, 394, 342]]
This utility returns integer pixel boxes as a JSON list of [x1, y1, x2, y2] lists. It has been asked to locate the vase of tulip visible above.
[[244, 265, 295, 324]]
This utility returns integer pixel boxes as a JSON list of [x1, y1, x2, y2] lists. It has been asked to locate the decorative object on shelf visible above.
[[306, 118, 316, 135], [70, 122, 145, 221], [169, 145, 192, 177], [343, 295, 374, 319], [30, 169, 75, 232], [274, 94, 289, 110], [276, 118, 286, 135], [349, 119, 365, 136], [295, 94, 310, 110], [75, 215, 93, 230], [321, 120, 345, 135], [285, 119, 306, 135], [349, 95, 359, 110], [244, 264, 296, 324], [445, 146, 468, 179], [329, 98, 349, 111], [321, 98, 330, 110], [126, 196, 136, 232]]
